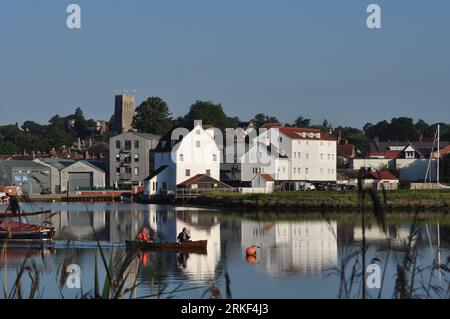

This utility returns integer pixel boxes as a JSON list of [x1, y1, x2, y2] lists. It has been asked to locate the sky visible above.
[[0, 0, 450, 129]]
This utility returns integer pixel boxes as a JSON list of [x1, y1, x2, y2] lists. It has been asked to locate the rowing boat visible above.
[[0, 220, 56, 243], [126, 240, 207, 252]]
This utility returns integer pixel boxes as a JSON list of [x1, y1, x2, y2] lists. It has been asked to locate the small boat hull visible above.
[[126, 240, 207, 253], [0, 229, 54, 243]]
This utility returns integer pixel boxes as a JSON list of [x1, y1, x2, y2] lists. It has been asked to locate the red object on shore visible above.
[[246, 246, 257, 256]]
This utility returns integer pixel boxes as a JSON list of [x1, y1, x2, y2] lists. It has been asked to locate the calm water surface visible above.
[[1, 202, 449, 299]]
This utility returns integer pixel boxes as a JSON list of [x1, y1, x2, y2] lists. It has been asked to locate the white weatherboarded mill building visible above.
[[144, 121, 221, 195]]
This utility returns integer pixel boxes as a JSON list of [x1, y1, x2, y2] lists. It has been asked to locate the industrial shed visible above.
[[34, 159, 106, 193], [0, 160, 52, 195], [61, 161, 106, 193]]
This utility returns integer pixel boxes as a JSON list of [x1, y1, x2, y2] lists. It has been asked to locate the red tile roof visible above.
[[370, 171, 399, 181], [337, 144, 355, 158], [178, 174, 204, 186], [278, 127, 336, 141], [259, 173, 274, 181], [368, 152, 400, 159]]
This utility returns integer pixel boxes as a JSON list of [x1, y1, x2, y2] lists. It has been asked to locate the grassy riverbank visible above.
[[190, 189, 450, 212]]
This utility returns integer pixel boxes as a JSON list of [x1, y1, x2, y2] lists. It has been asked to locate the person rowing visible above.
[[177, 227, 191, 243], [137, 227, 153, 243]]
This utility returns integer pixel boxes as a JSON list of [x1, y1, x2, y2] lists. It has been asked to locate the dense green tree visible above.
[[334, 126, 368, 155], [182, 100, 237, 131], [253, 113, 280, 128], [132, 97, 173, 135], [46, 127, 72, 149], [415, 119, 431, 137], [293, 116, 311, 128], [22, 121, 46, 136]]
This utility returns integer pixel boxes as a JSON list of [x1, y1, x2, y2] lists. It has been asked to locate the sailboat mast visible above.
[[437, 124, 440, 184]]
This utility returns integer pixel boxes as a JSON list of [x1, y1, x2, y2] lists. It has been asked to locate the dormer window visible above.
[[405, 151, 415, 159], [309, 133, 314, 138], [196, 130, 201, 135]]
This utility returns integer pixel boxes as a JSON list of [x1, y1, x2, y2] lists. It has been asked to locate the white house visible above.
[[248, 173, 275, 193], [240, 124, 337, 189], [144, 121, 221, 195]]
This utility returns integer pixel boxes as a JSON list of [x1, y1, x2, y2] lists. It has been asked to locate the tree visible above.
[[182, 100, 236, 131], [293, 116, 311, 128], [132, 97, 173, 135], [253, 113, 280, 128], [415, 119, 430, 137], [22, 121, 45, 135]]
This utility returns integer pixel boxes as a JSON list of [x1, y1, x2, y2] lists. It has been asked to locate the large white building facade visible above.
[[144, 121, 221, 195], [239, 125, 337, 187]]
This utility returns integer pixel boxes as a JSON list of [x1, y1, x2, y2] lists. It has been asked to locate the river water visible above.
[[1, 202, 449, 299]]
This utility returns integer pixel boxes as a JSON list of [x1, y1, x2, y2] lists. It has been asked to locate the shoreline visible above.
[[9, 189, 450, 214]]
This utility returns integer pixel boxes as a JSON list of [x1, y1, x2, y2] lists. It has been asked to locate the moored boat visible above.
[[0, 220, 56, 243], [126, 240, 207, 253]]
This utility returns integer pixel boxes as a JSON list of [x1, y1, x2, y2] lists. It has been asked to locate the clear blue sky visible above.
[[1, 0, 449, 128]]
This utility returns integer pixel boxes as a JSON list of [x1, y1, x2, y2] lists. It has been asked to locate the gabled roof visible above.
[[369, 171, 399, 181], [259, 173, 274, 181], [178, 174, 231, 188], [144, 165, 168, 181], [337, 144, 355, 158], [84, 161, 107, 173]]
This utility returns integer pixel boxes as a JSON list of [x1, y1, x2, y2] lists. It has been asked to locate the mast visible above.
[[437, 124, 440, 184]]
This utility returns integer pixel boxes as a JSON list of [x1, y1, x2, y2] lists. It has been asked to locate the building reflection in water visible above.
[[241, 221, 338, 275], [154, 206, 221, 283]]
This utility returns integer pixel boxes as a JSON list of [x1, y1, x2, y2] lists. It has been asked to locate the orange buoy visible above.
[[246, 255, 257, 265], [246, 246, 257, 256]]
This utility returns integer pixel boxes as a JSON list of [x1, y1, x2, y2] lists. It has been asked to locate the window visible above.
[[279, 137, 283, 142], [320, 154, 323, 160], [320, 168, 323, 175], [320, 141, 324, 146], [298, 152, 301, 159], [134, 140, 139, 149], [116, 141, 121, 149], [298, 140, 301, 145], [125, 140, 132, 150], [305, 168, 309, 174], [152, 182, 156, 191], [294, 153, 297, 159], [306, 153, 309, 160], [134, 167, 139, 176], [213, 154, 217, 162], [186, 169, 191, 177], [298, 167, 301, 174], [328, 154, 331, 160], [196, 141, 201, 148], [116, 154, 120, 162], [180, 154, 184, 162], [196, 130, 201, 135], [134, 154, 139, 162], [206, 169, 211, 176], [306, 141, 309, 145], [116, 167, 120, 175], [294, 168, 297, 174]]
